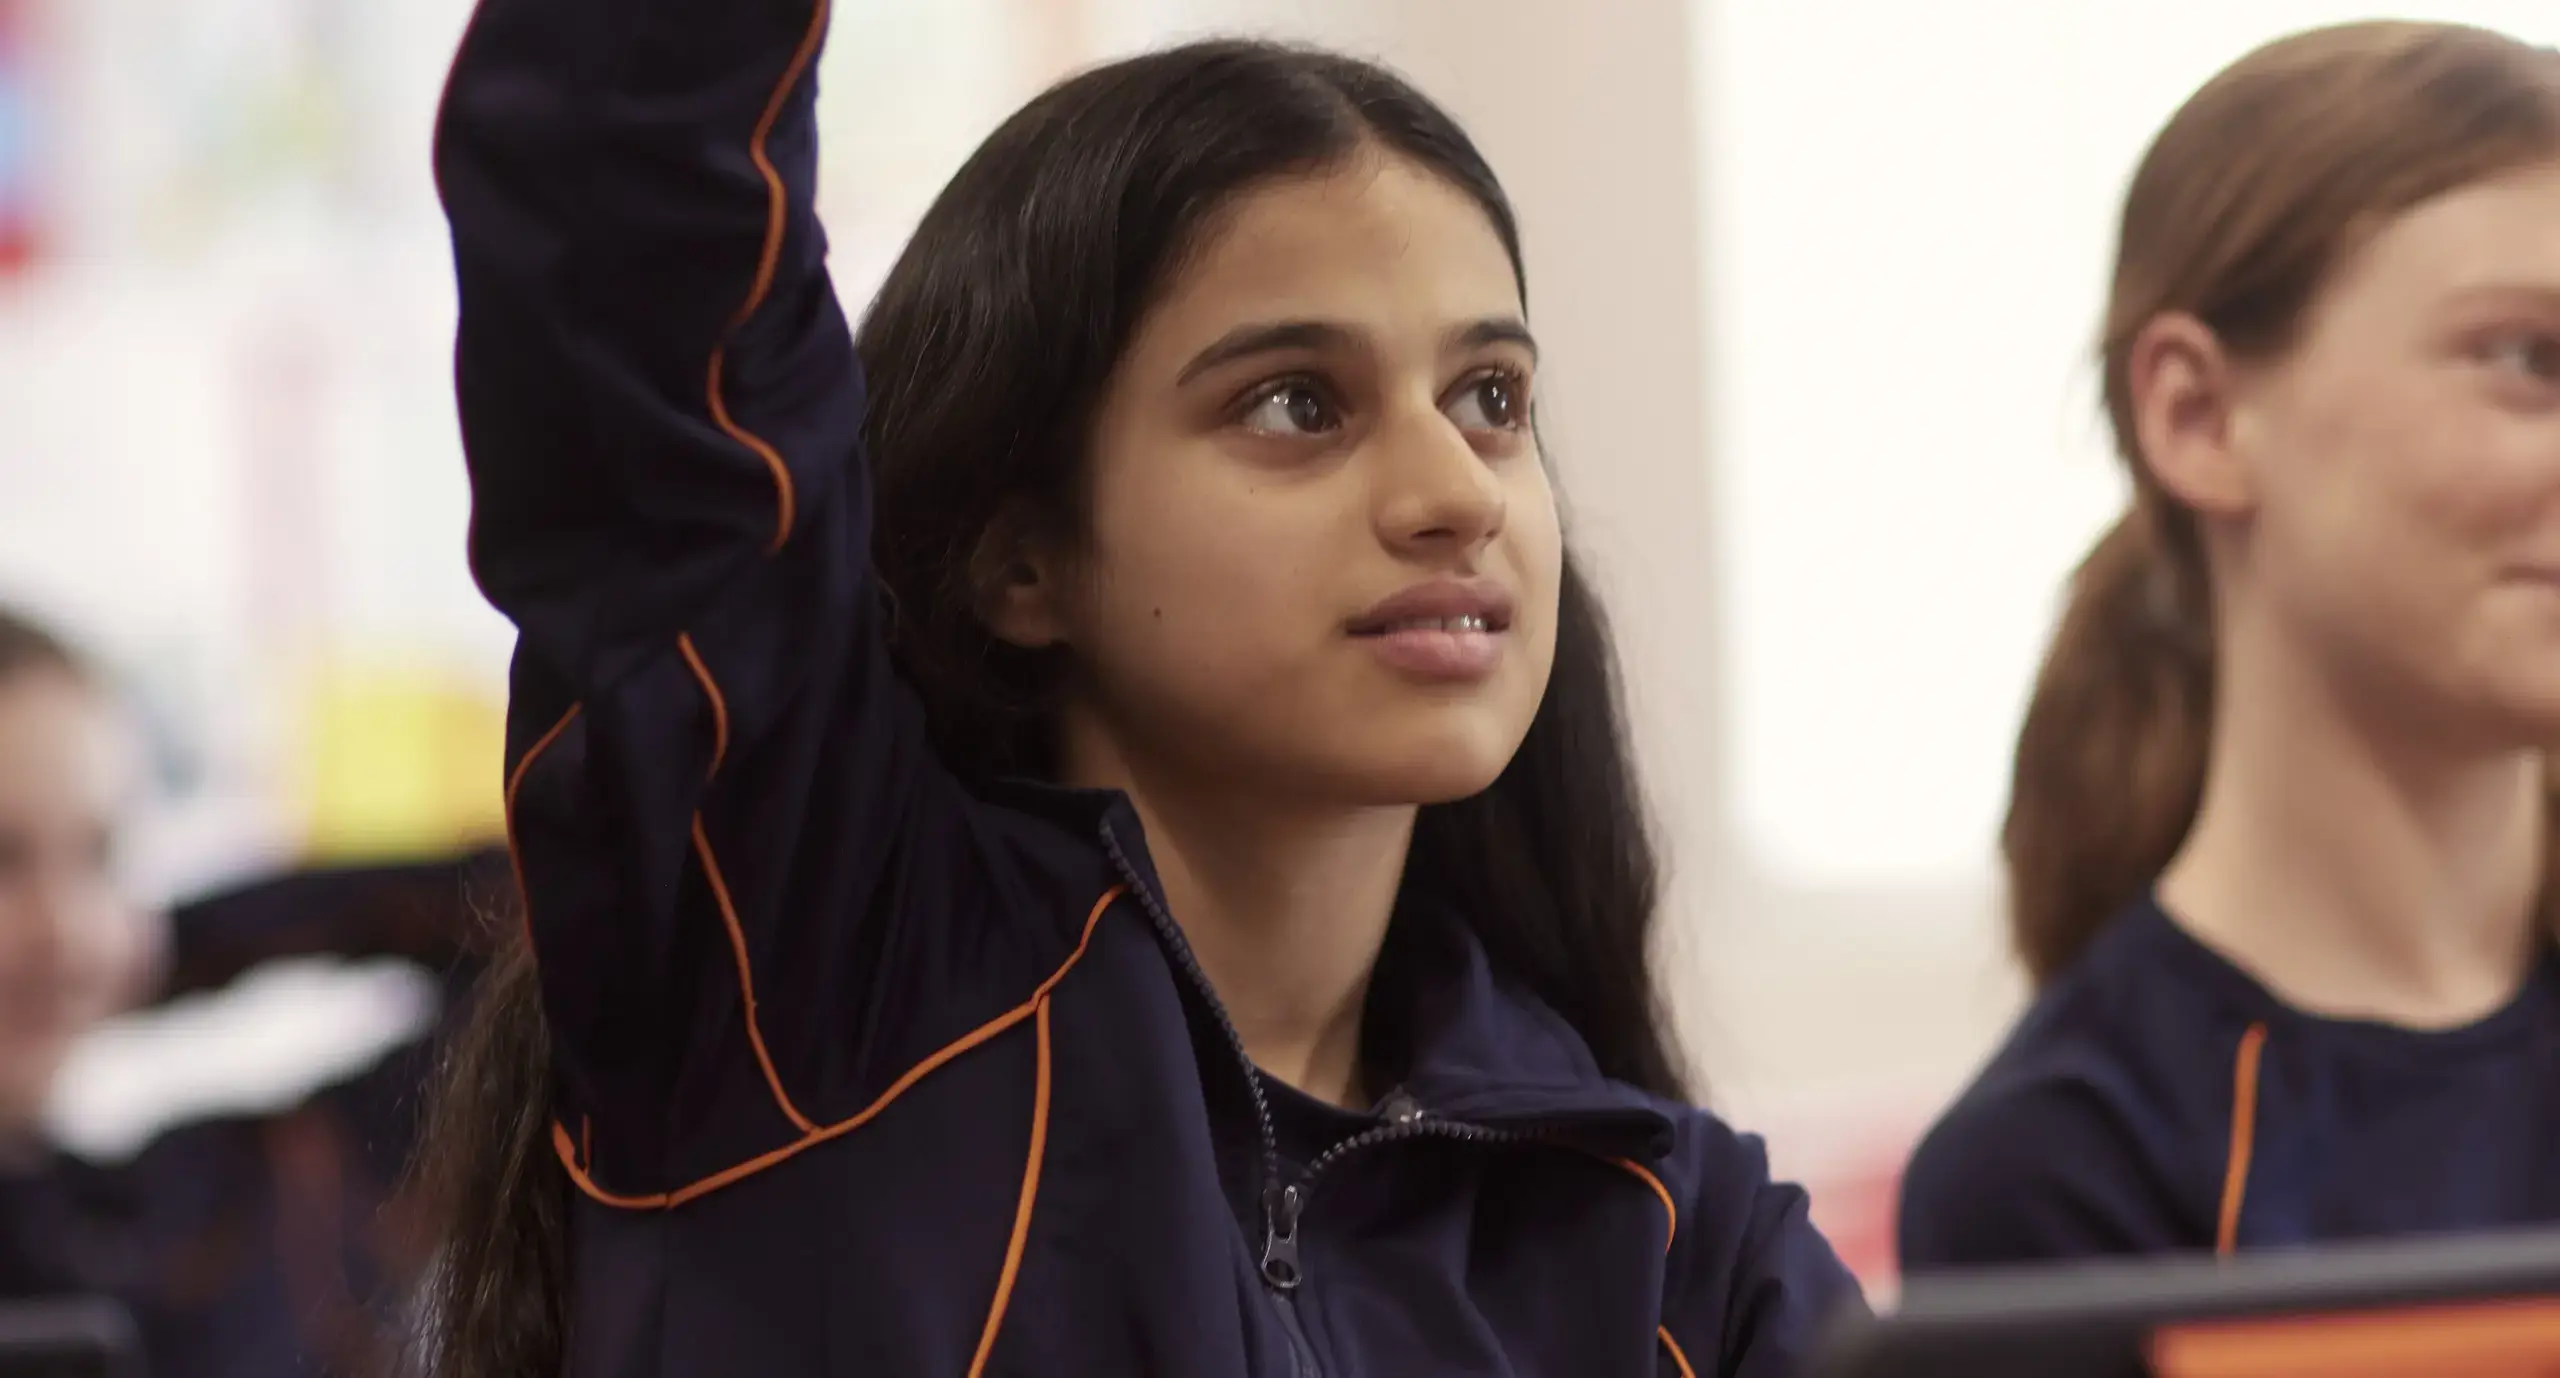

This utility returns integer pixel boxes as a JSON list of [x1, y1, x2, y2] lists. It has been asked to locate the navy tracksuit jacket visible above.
[[1902, 896, 2560, 1270], [437, 1, 1863, 1372]]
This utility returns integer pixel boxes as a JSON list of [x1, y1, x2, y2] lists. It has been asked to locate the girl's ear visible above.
[[2127, 310, 2260, 521], [971, 507, 1071, 649]]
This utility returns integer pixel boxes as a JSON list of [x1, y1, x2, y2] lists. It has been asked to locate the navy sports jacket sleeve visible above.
[[1896, 1077, 2192, 1271], [436, 0, 1032, 1196], [155, 848, 512, 1002], [1661, 1122, 1867, 1378]]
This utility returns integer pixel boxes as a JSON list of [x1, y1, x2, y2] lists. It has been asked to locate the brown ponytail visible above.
[[2005, 504, 2212, 984], [2002, 20, 2560, 984]]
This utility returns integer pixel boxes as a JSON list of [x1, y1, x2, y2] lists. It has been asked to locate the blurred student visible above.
[[0, 604, 507, 1375], [1898, 21, 2560, 1271], [410, 3, 1859, 1375]]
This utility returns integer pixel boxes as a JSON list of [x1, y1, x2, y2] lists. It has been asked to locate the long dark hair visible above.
[[2006, 21, 2560, 984], [410, 37, 1680, 1377]]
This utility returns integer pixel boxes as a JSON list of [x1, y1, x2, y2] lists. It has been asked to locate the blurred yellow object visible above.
[[298, 661, 508, 863]]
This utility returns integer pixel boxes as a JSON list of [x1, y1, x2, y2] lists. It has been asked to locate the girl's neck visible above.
[[1061, 723, 1411, 1109], [2161, 614, 2546, 1029]]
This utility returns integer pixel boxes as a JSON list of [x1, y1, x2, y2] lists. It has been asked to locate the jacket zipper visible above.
[[1269, 1283, 1322, 1378], [1258, 1111, 1540, 1293], [1096, 826, 1285, 1253], [1260, 1105, 1543, 1378], [1098, 820, 1554, 1378]]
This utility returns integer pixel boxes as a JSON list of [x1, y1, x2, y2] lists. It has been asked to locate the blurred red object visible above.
[[0, 0, 38, 275], [1811, 1154, 1904, 1297], [1761, 1101, 1930, 1305]]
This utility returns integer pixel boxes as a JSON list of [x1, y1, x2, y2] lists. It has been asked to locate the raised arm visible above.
[[436, 0, 1021, 1199], [438, 0, 855, 687]]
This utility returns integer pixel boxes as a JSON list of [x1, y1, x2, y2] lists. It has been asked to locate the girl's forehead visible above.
[[1134, 158, 1523, 359], [2310, 162, 2560, 329]]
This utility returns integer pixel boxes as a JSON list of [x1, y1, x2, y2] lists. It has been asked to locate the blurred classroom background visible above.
[[3, 0, 2555, 1298]]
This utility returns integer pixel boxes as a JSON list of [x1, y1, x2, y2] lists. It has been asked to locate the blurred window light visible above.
[[1697, 0, 2560, 891]]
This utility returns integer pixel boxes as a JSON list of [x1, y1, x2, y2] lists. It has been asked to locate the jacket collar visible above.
[[984, 780, 1676, 1161], [1368, 894, 1672, 1156]]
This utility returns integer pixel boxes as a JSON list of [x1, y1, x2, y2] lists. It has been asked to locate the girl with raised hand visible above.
[[418, 2, 1858, 1375]]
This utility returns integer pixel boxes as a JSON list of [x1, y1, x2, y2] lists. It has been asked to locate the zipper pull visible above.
[[1260, 1181, 1306, 1290]]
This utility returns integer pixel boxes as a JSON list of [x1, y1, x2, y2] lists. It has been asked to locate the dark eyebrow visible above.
[[1175, 315, 1539, 386], [1450, 317, 1538, 361], [1177, 320, 1358, 385]]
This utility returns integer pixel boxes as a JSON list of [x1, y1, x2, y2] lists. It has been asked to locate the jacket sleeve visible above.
[[1658, 1124, 1867, 1378], [1896, 1076, 2195, 1271], [154, 847, 513, 1001], [436, 0, 1033, 1196]]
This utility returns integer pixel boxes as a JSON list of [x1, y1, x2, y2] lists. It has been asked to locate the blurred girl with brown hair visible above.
[[1900, 20, 2560, 1270]]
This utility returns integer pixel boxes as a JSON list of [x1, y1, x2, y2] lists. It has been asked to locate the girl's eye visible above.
[[1444, 368, 1531, 434], [1238, 380, 1341, 437], [2481, 330, 2560, 388]]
